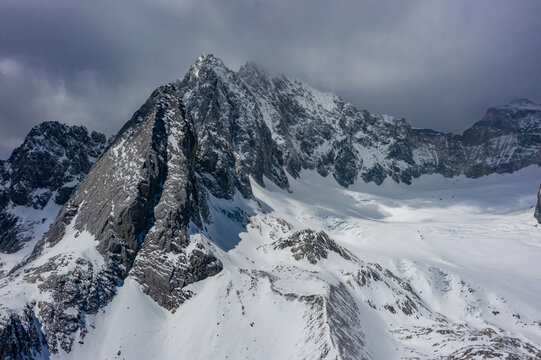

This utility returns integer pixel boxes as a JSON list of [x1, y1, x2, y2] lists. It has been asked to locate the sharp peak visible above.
[[196, 52, 219, 61], [239, 60, 264, 71], [238, 61, 268, 78], [26, 121, 76, 137], [238, 61, 295, 83], [32, 120, 67, 129], [182, 53, 232, 82], [193, 53, 227, 70], [192, 54, 271, 77], [31, 121, 96, 134], [493, 98, 541, 110], [510, 98, 534, 105]]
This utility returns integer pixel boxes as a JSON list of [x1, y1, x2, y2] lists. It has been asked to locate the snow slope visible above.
[[2, 55, 541, 359], [65, 166, 541, 359]]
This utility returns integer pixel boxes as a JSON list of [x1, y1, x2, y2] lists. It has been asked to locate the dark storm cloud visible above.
[[1, 0, 541, 157]]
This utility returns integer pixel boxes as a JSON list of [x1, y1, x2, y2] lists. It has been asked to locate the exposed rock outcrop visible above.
[[0, 122, 107, 257], [272, 229, 352, 264], [1, 54, 541, 359], [534, 187, 541, 224]]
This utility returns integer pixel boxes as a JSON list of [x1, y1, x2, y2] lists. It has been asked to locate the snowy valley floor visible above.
[[67, 166, 541, 360]]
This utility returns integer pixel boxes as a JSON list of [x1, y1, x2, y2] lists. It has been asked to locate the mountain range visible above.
[[1, 54, 541, 359]]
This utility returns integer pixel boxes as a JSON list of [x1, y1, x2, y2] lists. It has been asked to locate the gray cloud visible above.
[[1, 0, 540, 157]]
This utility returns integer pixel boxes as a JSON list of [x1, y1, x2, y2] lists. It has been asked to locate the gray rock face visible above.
[[273, 229, 352, 264], [1, 121, 107, 210], [237, 62, 418, 186], [0, 122, 107, 254], [411, 98, 541, 178], [238, 63, 541, 186], [535, 184, 541, 223], [1, 54, 541, 359], [0, 306, 47, 360]]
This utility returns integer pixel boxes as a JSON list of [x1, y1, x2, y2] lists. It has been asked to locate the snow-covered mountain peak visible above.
[[508, 97, 539, 108], [489, 98, 541, 113], [1, 55, 541, 359], [462, 97, 541, 148], [185, 52, 231, 82], [0, 121, 107, 273], [2, 121, 107, 208]]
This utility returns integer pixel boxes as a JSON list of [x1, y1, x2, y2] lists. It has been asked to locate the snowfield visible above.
[[65, 166, 541, 360], [3, 57, 541, 359]]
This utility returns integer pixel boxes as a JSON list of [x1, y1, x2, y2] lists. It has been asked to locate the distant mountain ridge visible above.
[[0, 54, 540, 359], [237, 59, 541, 185]]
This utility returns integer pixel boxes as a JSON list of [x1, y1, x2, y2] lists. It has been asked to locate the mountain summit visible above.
[[1, 55, 541, 359]]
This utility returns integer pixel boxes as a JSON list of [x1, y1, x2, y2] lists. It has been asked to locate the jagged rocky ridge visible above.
[[0, 122, 107, 273], [237, 63, 541, 186], [1, 54, 541, 359]]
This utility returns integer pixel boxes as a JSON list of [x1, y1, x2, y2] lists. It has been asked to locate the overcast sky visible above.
[[1, 0, 541, 158]]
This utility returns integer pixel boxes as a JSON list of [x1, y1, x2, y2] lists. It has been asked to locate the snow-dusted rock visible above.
[[272, 229, 353, 264], [0, 122, 106, 271], [1, 54, 541, 359], [534, 187, 541, 224]]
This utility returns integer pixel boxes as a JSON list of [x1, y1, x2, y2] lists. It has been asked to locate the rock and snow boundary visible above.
[[1, 54, 541, 359]]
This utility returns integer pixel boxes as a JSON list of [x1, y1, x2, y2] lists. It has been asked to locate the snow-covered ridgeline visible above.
[[1, 54, 541, 359]]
